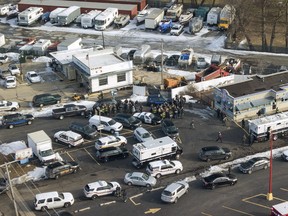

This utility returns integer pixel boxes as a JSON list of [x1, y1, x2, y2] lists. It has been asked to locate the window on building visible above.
[[117, 73, 126, 82], [99, 77, 108, 86]]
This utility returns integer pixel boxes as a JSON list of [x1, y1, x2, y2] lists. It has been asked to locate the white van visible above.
[[34, 191, 74, 211], [89, 115, 123, 134]]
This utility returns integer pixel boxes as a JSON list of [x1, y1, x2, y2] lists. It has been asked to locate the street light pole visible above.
[[267, 130, 273, 201]]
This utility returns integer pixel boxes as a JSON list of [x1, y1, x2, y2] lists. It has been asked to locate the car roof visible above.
[[36, 191, 59, 199], [206, 173, 226, 180], [87, 181, 108, 189], [162, 119, 174, 126], [164, 181, 186, 192], [135, 127, 149, 134], [131, 172, 144, 177], [201, 146, 220, 151], [148, 159, 169, 167], [6, 76, 16, 80], [64, 130, 82, 139], [98, 135, 117, 142]]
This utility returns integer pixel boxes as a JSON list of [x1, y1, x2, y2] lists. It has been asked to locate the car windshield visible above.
[[84, 125, 94, 132], [142, 132, 151, 138], [172, 25, 180, 30], [39, 149, 54, 157], [168, 126, 178, 132], [11, 65, 17, 70], [7, 101, 12, 106], [6, 79, 14, 83], [30, 73, 38, 78], [58, 193, 64, 199], [128, 116, 137, 122], [108, 119, 117, 125], [141, 173, 149, 180]]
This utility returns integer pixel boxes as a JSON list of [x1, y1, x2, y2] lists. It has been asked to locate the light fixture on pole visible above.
[[267, 128, 273, 201]]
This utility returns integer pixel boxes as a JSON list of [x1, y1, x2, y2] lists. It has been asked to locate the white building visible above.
[[72, 48, 133, 93], [57, 38, 82, 51]]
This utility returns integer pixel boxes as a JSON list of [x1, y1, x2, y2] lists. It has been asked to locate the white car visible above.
[[124, 172, 157, 188], [83, 180, 120, 200], [54, 130, 84, 147], [26, 71, 41, 83], [133, 112, 162, 125], [8, 64, 20, 76], [5, 76, 16, 88], [170, 24, 184, 36], [0, 100, 19, 111], [95, 135, 127, 150], [161, 180, 189, 203], [282, 150, 288, 161], [146, 159, 183, 178], [133, 127, 154, 142], [0, 55, 9, 65]]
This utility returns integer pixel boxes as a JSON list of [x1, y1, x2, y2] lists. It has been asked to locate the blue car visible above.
[[2, 113, 34, 129]]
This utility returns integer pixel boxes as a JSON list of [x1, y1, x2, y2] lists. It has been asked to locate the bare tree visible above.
[[261, 0, 268, 51]]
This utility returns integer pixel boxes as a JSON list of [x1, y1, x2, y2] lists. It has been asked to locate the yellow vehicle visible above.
[[218, 4, 235, 30]]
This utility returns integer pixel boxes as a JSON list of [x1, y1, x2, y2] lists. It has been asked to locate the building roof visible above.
[[58, 38, 81, 47], [50, 48, 93, 65], [219, 72, 288, 98]]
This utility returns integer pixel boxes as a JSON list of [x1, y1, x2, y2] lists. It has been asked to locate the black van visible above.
[[69, 122, 97, 140]]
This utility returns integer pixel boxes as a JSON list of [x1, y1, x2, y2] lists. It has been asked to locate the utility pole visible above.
[[4, 162, 19, 216], [102, 32, 105, 49], [161, 39, 164, 88]]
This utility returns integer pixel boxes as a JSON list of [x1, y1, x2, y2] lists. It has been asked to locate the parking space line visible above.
[[222, 205, 254, 216], [242, 194, 287, 210], [83, 148, 100, 166], [65, 152, 74, 161], [280, 188, 288, 192], [201, 212, 213, 216], [129, 193, 143, 206]]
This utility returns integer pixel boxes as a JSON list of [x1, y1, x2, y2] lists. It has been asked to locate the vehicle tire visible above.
[[264, 165, 268, 170], [127, 182, 132, 186], [185, 189, 189, 194], [174, 198, 178, 204], [11, 108, 16, 111], [64, 202, 70, 208], [73, 168, 78, 174], [56, 100, 60, 104], [27, 120, 32, 125], [91, 195, 97, 200], [41, 206, 47, 212], [104, 157, 109, 163], [121, 142, 125, 147], [175, 169, 181, 174], [92, 125, 97, 130], [9, 125, 14, 129], [146, 184, 151, 188], [55, 138, 59, 143], [80, 111, 85, 116], [59, 115, 64, 120], [248, 170, 252, 174], [110, 129, 115, 134], [40, 104, 44, 107], [55, 175, 59, 180], [123, 154, 128, 159], [273, 134, 278, 141], [175, 154, 180, 160], [206, 158, 211, 162], [224, 155, 229, 160], [211, 185, 215, 190], [68, 144, 72, 148], [156, 173, 161, 179]]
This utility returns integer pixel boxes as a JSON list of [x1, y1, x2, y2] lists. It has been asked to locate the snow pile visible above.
[[0, 141, 27, 155], [167, 69, 196, 81], [32, 56, 52, 63]]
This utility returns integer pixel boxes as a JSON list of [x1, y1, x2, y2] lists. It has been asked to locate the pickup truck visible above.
[[52, 104, 87, 119]]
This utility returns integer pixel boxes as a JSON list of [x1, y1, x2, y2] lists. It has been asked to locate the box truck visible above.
[[27, 130, 57, 164], [81, 10, 101, 29], [49, 8, 66, 24], [132, 136, 183, 168], [207, 7, 222, 25], [218, 4, 235, 30], [94, 7, 118, 31], [57, 6, 80, 26], [18, 7, 43, 26], [145, 8, 164, 30]]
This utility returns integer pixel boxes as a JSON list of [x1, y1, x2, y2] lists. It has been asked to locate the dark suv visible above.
[[161, 119, 179, 138], [95, 146, 129, 163], [2, 113, 34, 129], [69, 122, 97, 140], [45, 161, 80, 179], [113, 113, 142, 129], [198, 146, 232, 162], [32, 93, 61, 107]]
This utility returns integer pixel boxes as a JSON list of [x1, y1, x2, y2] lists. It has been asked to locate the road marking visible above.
[[65, 152, 74, 161], [83, 148, 100, 165], [74, 207, 91, 213], [129, 193, 143, 206], [222, 205, 254, 216], [150, 186, 164, 192], [201, 212, 213, 216], [144, 208, 161, 214], [242, 194, 286, 209], [99, 201, 116, 206], [280, 188, 288, 192]]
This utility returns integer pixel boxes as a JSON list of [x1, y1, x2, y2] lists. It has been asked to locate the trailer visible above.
[[179, 10, 193, 26], [133, 44, 151, 65], [195, 6, 210, 21], [49, 8, 66, 24], [114, 14, 130, 28], [132, 136, 183, 168], [145, 8, 164, 30], [81, 10, 101, 28], [57, 6, 81, 26], [248, 111, 288, 143], [165, 3, 183, 21], [136, 5, 154, 25], [218, 4, 235, 30], [189, 16, 203, 34], [94, 7, 118, 31], [18, 7, 43, 26], [0, 4, 10, 16], [207, 7, 222, 25]]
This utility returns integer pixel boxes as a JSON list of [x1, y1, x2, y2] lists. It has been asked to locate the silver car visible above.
[[124, 172, 156, 188], [161, 180, 189, 203], [133, 127, 154, 143]]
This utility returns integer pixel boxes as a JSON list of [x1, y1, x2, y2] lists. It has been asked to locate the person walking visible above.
[[241, 119, 245, 128], [121, 189, 127, 203], [216, 132, 223, 143], [190, 119, 195, 129], [242, 134, 247, 145]]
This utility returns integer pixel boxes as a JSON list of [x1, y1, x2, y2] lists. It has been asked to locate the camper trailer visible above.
[[94, 8, 118, 31], [133, 45, 151, 65], [49, 8, 66, 24], [18, 7, 43, 26], [0, 4, 10, 16], [81, 10, 101, 29], [145, 8, 164, 30], [165, 4, 183, 21], [207, 7, 222, 25], [57, 6, 80, 26]]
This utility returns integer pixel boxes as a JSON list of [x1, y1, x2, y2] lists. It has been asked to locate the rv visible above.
[[132, 136, 183, 168], [94, 8, 118, 31], [18, 7, 43, 26], [81, 10, 101, 29], [57, 6, 80, 26], [133, 44, 151, 65], [165, 4, 183, 21], [248, 111, 288, 143], [49, 8, 66, 24], [145, 8, 164, 30], [218, 4, 235, 30], [207, 7, 222, 25], [0, 4, 10, 16], [136, 5, 154, 25]]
